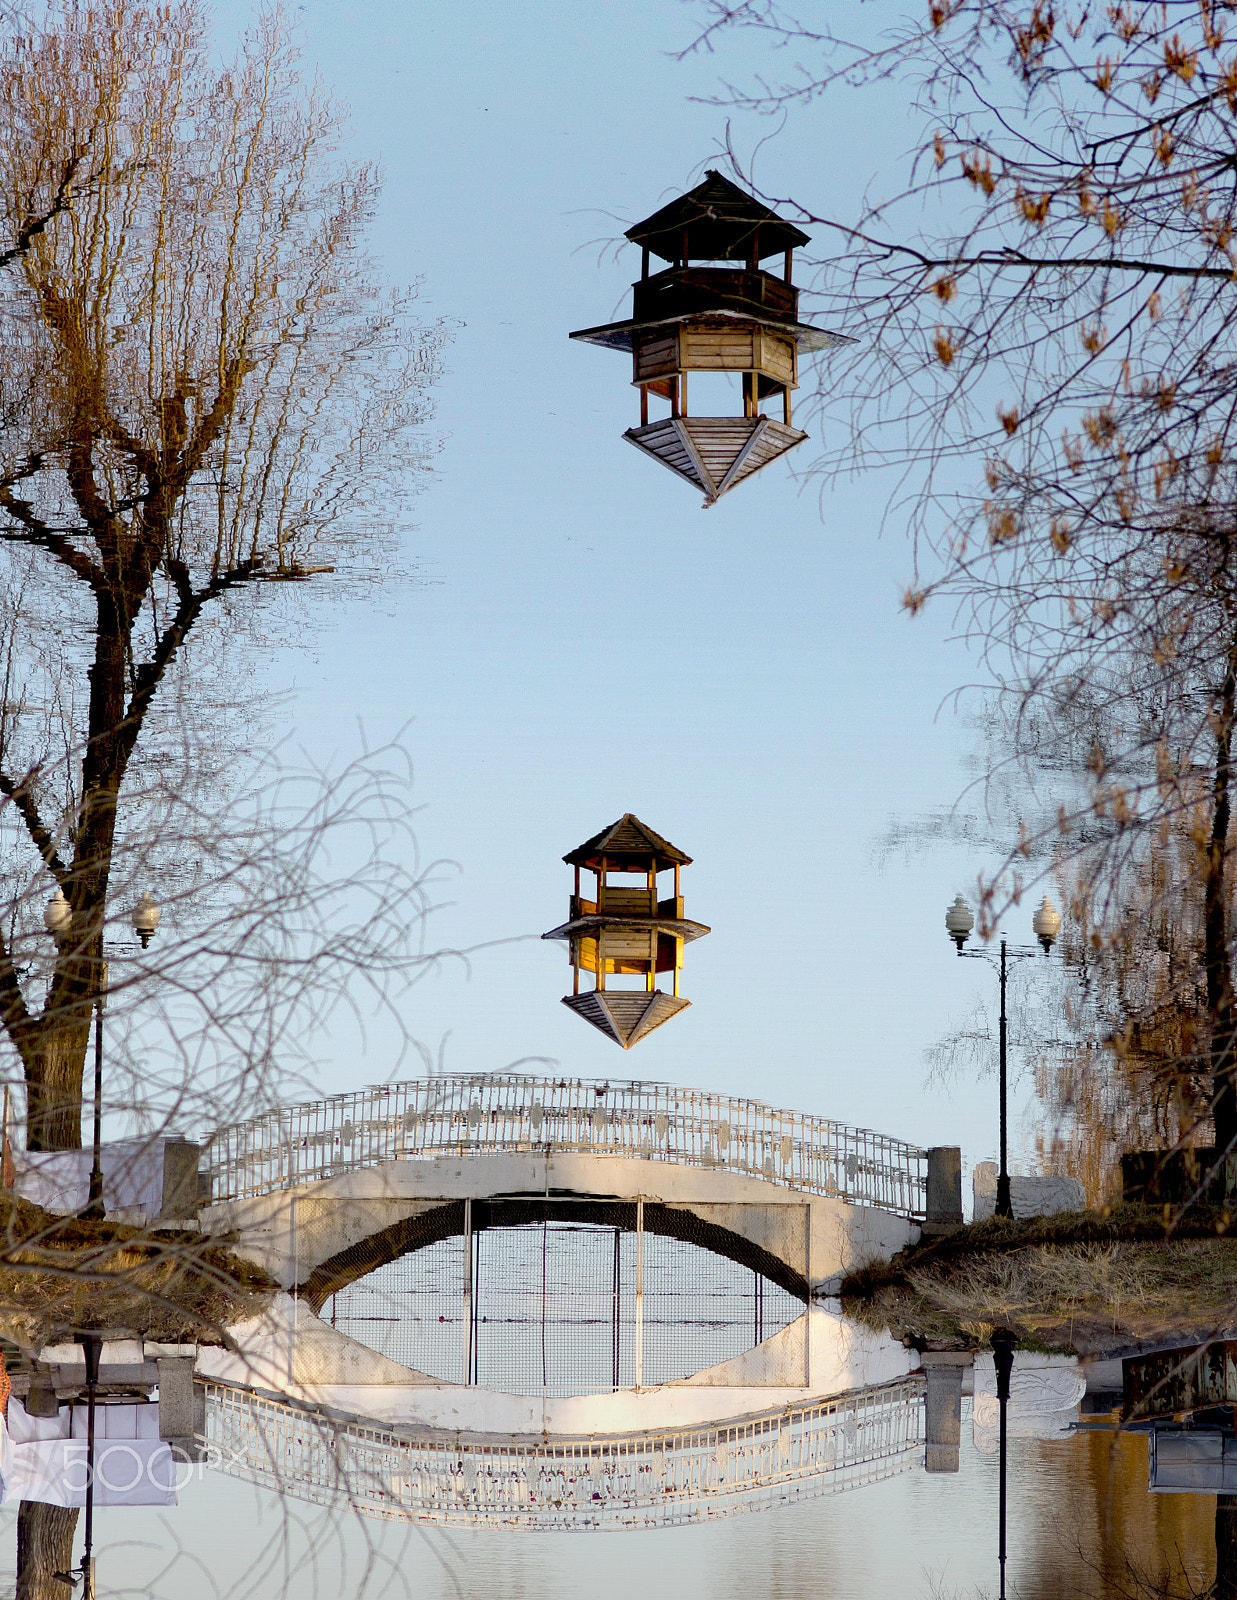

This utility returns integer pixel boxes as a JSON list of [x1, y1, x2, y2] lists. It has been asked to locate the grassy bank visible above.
[[0, 1192, 277, 1354], [840, 1205, 1237, 1354]]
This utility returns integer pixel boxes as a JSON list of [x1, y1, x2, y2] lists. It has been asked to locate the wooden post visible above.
[[597, 859, 606, 991], [681, 227, 689, 267], [640, 384, 648, 426], [573, 863, 582, 994], [783, 386, 792, 427], [641, 245, 650, 281], [748, 228, 760, 272], [784, 248, 793, 283], [647, 867, 656, 992]]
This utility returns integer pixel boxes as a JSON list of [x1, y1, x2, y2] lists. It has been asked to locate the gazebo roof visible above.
[[626, 170, 810, 264], [563, 813, 691, 871]]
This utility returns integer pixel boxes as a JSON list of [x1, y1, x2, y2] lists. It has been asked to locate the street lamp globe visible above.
[[131, 892, 161, 949], [1032, 895, 1061, 954], [43, 888, 72, 942], [945, 894, 975, 953]]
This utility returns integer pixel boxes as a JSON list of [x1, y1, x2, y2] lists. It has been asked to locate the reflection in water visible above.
[[1016, 1426, 1215, 1600], [201, 1373, 926, 1528], [9, 1394, 1230, 1597], [325, 1220, 804, 1394]]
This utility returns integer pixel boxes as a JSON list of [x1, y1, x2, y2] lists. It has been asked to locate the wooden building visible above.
[[570, 170, 848, 505], [542, 814, 710, 1048]]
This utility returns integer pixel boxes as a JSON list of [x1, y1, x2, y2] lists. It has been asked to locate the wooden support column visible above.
[[598, 861, 607, 990], [573, 865, 581, 993], [647, 866, 656, 992]]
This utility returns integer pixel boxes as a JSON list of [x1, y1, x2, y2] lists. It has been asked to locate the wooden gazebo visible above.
[[542, 814, 709, 1048], [570, 171, 848, 505]]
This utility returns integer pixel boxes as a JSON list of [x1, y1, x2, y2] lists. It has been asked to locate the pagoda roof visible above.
[[563, 813, 691, 871], [569, 307, 844, 356], [626, 170, 810, 264], [561, 990, 691, 1049]]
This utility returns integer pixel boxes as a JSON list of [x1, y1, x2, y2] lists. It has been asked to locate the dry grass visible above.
[[841, 1206, 1237, 1353], [0, 1191, 277, 1355]]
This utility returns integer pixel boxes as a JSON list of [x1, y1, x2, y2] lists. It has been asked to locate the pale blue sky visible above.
[[207, 0, 1053, 1188]]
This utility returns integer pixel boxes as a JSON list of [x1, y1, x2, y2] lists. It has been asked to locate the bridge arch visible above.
[[300, 1194, 813, 1310]]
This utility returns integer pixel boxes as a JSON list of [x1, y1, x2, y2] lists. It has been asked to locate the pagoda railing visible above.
[[199, 1375, 926, 1529], [203, 1073, 927, 1218]]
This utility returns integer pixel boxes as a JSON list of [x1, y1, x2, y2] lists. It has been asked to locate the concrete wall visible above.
[[201, 1151, 920, 1297], [972, 1161, 1086, 1221]]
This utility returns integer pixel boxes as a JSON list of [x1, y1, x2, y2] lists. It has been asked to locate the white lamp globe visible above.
[[132, 892, 161, 949], [945, 894, 975, 952], [1032, 895, 1062, 953], [43, 889, 72, 941]]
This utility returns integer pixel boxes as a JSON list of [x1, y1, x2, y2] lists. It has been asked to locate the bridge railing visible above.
[[200, 1374, 926, 1529], [204, 1073, 927, 1217]]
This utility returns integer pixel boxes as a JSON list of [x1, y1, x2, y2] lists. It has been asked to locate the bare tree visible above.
[[680, 0, 1237, 1184], [0, 3, 446, 1592], [0, 0, 444, 1154]]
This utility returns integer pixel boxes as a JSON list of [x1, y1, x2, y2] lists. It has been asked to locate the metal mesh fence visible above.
[[324, 1210, 804, 1396]]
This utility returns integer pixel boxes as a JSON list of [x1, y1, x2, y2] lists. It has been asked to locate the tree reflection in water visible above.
[[1010, 1427, 1216, 1600]]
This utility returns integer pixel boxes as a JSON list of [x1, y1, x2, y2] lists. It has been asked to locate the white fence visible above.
[[201, 1375, 926, 1529], [204, 1074, 927, 1218]]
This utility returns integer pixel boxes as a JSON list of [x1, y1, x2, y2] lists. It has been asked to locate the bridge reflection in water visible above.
[[324, 1211, 807, 1395], [198, 1074, 929, 1528], [201, 1375, 926, 1529]]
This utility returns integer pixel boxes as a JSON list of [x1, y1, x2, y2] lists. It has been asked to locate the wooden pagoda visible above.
[[542, 814, 709, 1048], [570, 170, 848, 506]]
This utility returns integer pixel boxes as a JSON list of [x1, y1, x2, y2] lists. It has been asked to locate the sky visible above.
[[0, 4, 1183, 1595], [195, 0, 1059, 1204]]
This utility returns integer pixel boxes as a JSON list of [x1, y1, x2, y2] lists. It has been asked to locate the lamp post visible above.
[[78, 1331, 102, 1600], [42, 890, 160, 1219], [945, 893, 1061, 1219], [992, 1328, 1016, 1600]]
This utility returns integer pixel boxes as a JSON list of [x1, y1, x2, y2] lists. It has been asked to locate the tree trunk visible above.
[[1205, 640, 1237, 1198], [16, 1502, 78, 1600], [25, 1015, 93, 1152]]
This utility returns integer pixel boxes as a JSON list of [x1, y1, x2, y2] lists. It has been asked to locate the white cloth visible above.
[[11, 1139, 166, 1214], [0, 1400, 177, 1507]]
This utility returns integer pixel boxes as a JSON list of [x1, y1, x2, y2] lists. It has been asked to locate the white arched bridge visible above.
[[201, 1072, 930, 1303], [18, 1075, 951, 1530]]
